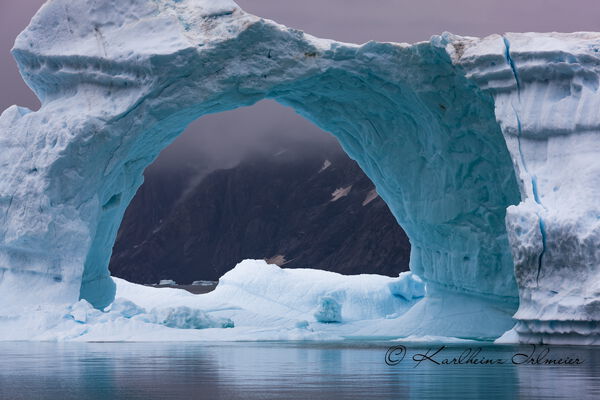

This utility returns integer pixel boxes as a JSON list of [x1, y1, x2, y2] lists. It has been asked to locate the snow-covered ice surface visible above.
[[1, 0, 600, 343], [0, 260, 516, 342], [0, 260, 430, 342]]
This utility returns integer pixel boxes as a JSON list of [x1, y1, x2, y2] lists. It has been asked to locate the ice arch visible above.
[[0, 0, 519, 311], [4, 0, 600, 342]]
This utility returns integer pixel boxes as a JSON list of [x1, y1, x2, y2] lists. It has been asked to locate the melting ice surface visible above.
[[0, 260, 518, 342], [0, 261, 422, 341]]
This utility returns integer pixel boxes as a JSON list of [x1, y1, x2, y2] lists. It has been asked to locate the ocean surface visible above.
[[0, 341, 598, 399]]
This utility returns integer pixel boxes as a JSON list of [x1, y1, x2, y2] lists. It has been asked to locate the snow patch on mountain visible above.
[[362, 188, 379, 206], [330, 186, 352, 202], [319, 159, 332, 173]]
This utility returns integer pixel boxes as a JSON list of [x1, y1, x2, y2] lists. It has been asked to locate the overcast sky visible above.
[[2, 0, 600, 171]]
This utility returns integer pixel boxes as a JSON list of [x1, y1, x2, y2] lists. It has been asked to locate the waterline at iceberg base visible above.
[[1, 0, 600, 344]]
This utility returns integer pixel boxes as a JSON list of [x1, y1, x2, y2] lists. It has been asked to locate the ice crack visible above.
[[502, 36, 521, 98], [504, 36, 547, 285]]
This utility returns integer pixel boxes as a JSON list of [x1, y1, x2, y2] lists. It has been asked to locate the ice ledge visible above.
[[0, 261, 515, 342]]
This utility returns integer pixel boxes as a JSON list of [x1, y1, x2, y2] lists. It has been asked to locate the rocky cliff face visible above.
[[110, 145, 410, 283]]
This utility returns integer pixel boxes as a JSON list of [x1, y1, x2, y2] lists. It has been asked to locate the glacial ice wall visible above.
[[0, 0, 599, 343], [461, 33, 600, 343]]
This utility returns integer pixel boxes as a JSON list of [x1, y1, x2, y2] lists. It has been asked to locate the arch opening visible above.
[[108, 99, 412, 285]]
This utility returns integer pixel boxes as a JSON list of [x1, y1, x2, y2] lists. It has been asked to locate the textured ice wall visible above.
[[1, 0, 598, 342], [459, 33, 600, 343]]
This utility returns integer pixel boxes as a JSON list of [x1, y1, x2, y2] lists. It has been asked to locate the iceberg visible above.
[[0, 0, 599, 343], [0, 260, 426, 341]]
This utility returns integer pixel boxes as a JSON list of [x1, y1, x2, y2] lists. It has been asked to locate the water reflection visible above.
[[0, 342, 599, 399], [516, 345, 600, 400]]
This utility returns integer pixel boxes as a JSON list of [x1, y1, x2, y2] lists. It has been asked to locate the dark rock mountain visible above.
[[109, 146, 411, 284]]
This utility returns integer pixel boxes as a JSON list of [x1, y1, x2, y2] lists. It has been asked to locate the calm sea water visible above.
[[0, 341, 599, 399]]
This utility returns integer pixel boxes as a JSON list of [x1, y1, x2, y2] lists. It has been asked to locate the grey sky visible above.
[[2, 0, 600, 171]]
